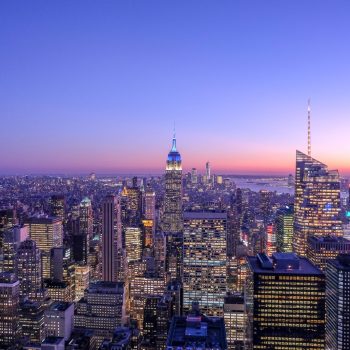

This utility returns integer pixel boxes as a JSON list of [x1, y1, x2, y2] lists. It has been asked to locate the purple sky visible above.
[[1, 1, 350, 175]]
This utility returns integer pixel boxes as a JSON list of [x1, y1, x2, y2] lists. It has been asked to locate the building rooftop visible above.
[[49, 301, 73, 312], [247, 253, 323, 275], [42, 336, 65, 345], [308, 235, 350, 245], [25, 216, 62, 224], [88, 281, 124, 294], [328, 254, 350, 271], [183, 211, 227, 220], [167, 315, 227, 349]]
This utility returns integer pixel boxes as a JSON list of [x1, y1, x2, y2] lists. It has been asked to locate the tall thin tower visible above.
[[162, 131, 183, 233], [102, 195, 117, 282], [308, 99, 311, 157]]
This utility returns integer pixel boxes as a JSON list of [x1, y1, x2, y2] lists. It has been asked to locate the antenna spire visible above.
[[171, 123, 177, 151], [307, 99, 311, 157]]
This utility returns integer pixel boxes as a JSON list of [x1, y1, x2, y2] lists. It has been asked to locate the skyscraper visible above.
[[293, 150, 343, 256], [275, 206, 294, 252], [49, 194, 66, 222], [246, 253, 325, 349], [326, 254, 350, 349], [307, 236, 350, 271], [25, 217, 63, 279], [183, 211, 227, 316], [74, 281, 126, 345], [73, 197, 93, 264], [0, 272, 20, 348], [206, 161, 211, 183], [16, 239, 43, 301], [102, 195, 118, 282], [162, 132, 183, 233]]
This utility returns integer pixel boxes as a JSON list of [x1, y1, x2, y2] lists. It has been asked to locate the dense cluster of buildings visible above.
[[0, 132, 350, 349]]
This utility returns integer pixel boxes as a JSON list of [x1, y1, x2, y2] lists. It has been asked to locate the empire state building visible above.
[[162, 133, 183, 233]]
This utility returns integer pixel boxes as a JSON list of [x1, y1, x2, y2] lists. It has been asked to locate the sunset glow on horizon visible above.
[[1, 1, 349, 175]]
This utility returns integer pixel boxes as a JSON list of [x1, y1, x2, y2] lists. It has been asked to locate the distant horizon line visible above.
[[1, 171, 349, 179]]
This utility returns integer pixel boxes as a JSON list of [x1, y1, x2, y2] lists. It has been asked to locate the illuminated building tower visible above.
[[0, 208, 18, 249], [293, 150, 343, 256], [166, 231, 183, 282], [25, 217, 63, 279], [326, 254, 350, 349], [154, 232, 166, 277], [1, 226, 27, 273], [141, 295, 161, 349], [74, 264, 90, 302], [16, 239, 43, 301], [44, 279, 71, 302], [125, 226, 142, 262], [129, 268, 165, 332], [265, 223, 276, 256], [102, 195, 118, 282], [223, 293, 245, 350], [162, 132, 183, 233], [143, 188, 156, 247], [191, 168, 198, 185], [0, 272, 20, 348], [74, 281, 126, 344], [73, 197, 93, 264], [50, 247, 75, 301], [45, 302, 74, 341], [144, 188, 156, 221], [166, 307, 227, 350], [19, 300, 45, 344], [259, 190, 271, 225], [206, 161, 211, 183], [307, 236, 350, 271], [246, 253, 325, 349], [275, 206, 294, 252], [49, 194, 66, 222], [126, 180, 143, 226], [183, 212, 227, 316]]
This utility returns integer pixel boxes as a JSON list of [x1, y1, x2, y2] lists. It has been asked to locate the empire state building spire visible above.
[[162, 131, 183, 233], [308, 99, 311, 157]]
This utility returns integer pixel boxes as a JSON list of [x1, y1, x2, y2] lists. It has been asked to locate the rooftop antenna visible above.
[[308, 99, 311, 157]]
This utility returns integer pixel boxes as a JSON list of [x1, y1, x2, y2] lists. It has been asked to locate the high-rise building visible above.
[[45, 302, 74, 341], [16, 239, 43, 301], [275, 206, 294, 252], [166, 231, 183, 282], [183, 211, 227, 316], [162, 133, 183, 233], [166, 307, 227, 350], [73, 197, 93, 264], [246, 253, 325, 349], [44, 279, 71, 302], [74, 281, 126, 344], [191, 168, 198, 185], [102, 195, 118, 282], [1, 225, 27, 273], [129, 272, 165, 332], [49, 194, 66, 222], [293, 150, 343, 256], [325, 254, 350, 349], [223, 293, 245, 350], [25, 217, 63, 279], [19, 299, 45, 344], [307, 236, 350, 271], [206, 161, 211, 183], [265, 223, 276, 256], [125, 226, 142, 262], [74, 264, 90, 302], [259, 190, 271, 225], [50, 247, 75, 300], [0, 272, 20, 348]]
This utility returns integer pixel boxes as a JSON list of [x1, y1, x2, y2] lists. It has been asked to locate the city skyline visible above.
[[1, 1, 350, 175]]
